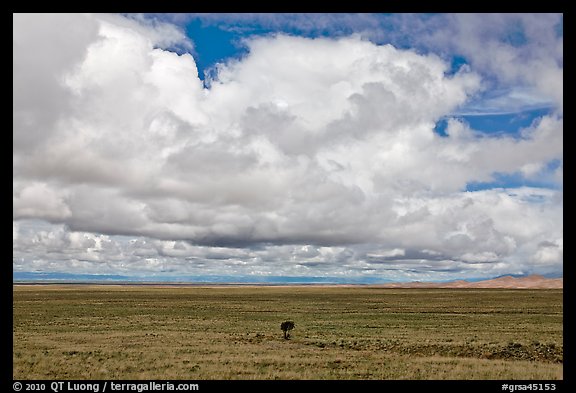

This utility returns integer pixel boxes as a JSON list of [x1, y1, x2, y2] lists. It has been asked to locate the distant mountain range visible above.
[[12, 272, 562, 288], [11, 271, 387, 285]]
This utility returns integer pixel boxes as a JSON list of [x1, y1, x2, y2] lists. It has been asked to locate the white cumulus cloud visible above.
[[13, 13, 562, 281]]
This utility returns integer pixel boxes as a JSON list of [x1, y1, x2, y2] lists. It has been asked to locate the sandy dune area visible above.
[[379, 275, 562, 289]]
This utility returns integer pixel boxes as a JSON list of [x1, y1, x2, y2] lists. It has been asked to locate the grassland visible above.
[[12, 285, 563, 380]]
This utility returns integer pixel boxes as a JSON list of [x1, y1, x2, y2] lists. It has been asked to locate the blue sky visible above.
[[13, 13, 563, 283]]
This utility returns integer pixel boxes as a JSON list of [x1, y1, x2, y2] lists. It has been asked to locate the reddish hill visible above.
[[380, 275, 562, 289]]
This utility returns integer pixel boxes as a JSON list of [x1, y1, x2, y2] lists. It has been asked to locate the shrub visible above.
[[280, 321, 295, 340]]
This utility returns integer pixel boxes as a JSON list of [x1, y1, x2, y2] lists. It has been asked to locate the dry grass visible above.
[[13, 285, 563, 380]]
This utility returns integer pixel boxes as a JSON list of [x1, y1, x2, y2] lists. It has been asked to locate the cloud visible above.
[[13, 14, 562, 280], [176, 13, 563, 115], [13, 13, 99, 152], [455, 86, 556, 115], [415, 13, 563, 112]]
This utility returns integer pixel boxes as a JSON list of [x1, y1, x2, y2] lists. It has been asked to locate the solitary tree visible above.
[[280, 321, 295, 340]]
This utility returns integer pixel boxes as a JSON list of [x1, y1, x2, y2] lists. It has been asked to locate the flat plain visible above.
[[12, 285, 563, 379]]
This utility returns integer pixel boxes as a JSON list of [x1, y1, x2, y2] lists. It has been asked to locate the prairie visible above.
[[12, 285, 563, 379]]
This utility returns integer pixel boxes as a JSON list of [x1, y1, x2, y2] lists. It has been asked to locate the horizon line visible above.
[[12, 271, 563, 285]]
